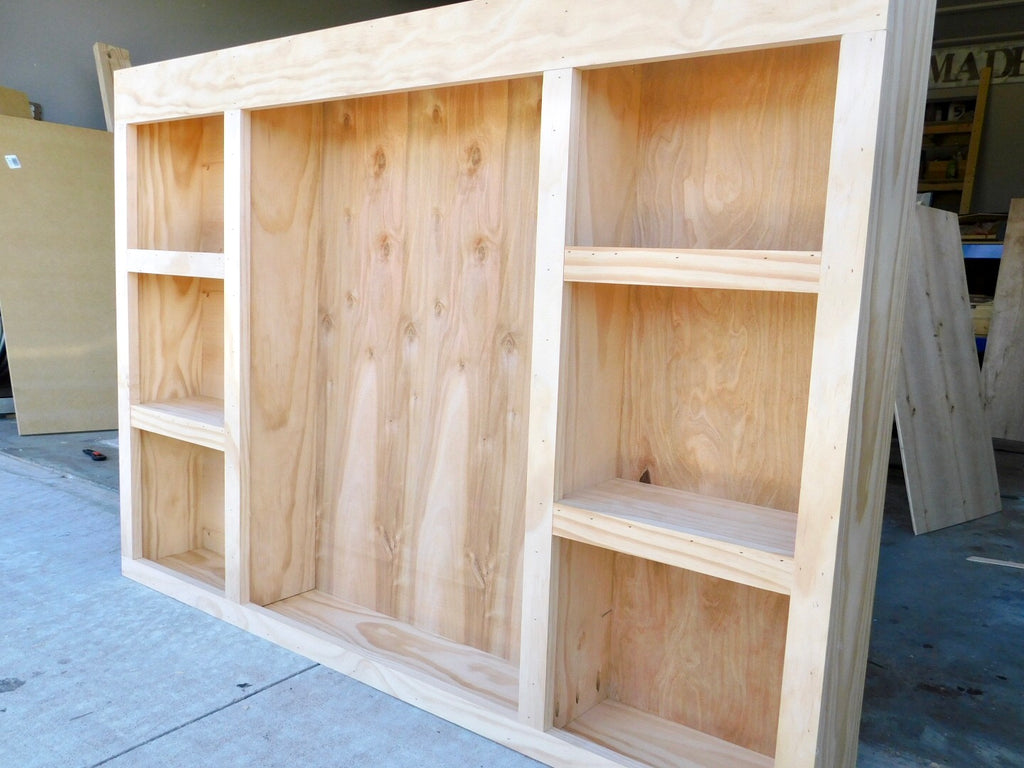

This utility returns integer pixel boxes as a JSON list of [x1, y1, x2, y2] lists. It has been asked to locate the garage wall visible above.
[[0, 0, 452, 130]]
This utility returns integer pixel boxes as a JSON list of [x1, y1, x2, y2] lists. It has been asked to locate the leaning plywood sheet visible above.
[[0, 116, 116, 434], [982, 198, 1024, 442], [895, 205, 1000, 534], [0, 86, 32, 119]]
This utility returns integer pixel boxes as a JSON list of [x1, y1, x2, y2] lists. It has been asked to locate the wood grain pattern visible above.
[[561, 285, 815, 511], [575, 44, 839, 251], [159, 547, 225, 590], [124, 248, 224, 279], [982, 198, 1024, 441], [895, 205, 1000, 534], [248, 104, 323, 606], [564, 700, 773, 768], [313, 79, 541, 661], [114, 0, 886, 123], [554, 479, 796, 594], [139, 431, 225, 567], [135, 116, 224, 252], [130, 397, 225, 451], [563, 247, 821, 293], [554, 542, 788, 757], [137, 275, 223, 404]]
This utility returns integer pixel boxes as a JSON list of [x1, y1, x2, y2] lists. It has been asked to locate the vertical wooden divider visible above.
[[224, 109, 250, 604], [519, 67, 580, 728], [115, 120, 142, 560]]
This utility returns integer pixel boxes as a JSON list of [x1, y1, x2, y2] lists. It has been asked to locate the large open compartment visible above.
[[138, 430, 225, 590], [244, 77, 543, 705], [134, 115, 225, 253]]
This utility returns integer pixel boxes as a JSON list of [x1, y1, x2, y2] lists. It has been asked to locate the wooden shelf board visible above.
[[563, 247, 820, 293], [918, 181, 964, 192], [156, 547, 225, 591], [131, 397, 225, 451], [123, 248, 225, 279], [561, 699, 773, 768], [554, 479, 795, 594], [267, 589, 519, 712], [923, 121, 973, 135]]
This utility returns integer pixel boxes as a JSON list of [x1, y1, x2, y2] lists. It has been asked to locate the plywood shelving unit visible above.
[[115, 2, 935, 766]]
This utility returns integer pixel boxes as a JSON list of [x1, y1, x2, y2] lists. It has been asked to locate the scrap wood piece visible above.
[[0, 86, 32, 119], [982, 197, 1024, 442], [93, 43, 132, 131], [895, 205, 1001, 534]]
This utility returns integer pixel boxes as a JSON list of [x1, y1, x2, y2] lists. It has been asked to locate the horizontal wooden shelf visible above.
[[131, 396, 225, 450], [923, 121, 973, 135], [554, 479, 796, 594], [561, 699, 773, 768], [918, 181, 964, 192], [268, 589, 519, 712], [123, 248, 225, 279], [157, 547, 225, 591], [563, 247, 821, 293]]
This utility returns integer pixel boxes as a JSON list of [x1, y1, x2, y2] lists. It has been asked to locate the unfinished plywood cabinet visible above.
[[115, 3, 935, 766]]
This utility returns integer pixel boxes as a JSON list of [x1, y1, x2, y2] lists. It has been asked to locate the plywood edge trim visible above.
[[563, 247, 821, 293], [120, 560, 631, 768], [123, 249, 225, 279]]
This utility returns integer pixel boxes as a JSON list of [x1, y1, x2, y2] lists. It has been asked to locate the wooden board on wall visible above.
[[0, 116, 116, 434], [895, 205, 1000, 534], [982, 198, 1024, 442]]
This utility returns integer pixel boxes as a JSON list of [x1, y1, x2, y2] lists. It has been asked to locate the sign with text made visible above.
[[930, 42, 1024, 88]]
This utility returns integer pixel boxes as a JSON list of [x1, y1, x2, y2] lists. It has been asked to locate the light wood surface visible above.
[[159, 547, 225, 590], [564, 700, 773, 768], [555, 479, 796, 594], [139, 431, 224, 563], [554, 542, 788, 757], [0, 116, 117, 434], [0, 86, 32, 118], [130, 397, 225, 451], [982, 198, 1024, 441], [574, 45, 838, 251], [563, 247, 821, 293], [269, 589, 519, 710], [124, 249, 224, 278], [114, 0, 885, 123], [93, 42, 132, 131], [247, 104, 322, 606], [895, 205, 1000, 533], [135, 116, 224, 252]]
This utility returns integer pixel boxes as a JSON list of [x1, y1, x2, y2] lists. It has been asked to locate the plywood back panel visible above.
[[554, 541, 788, 756], [0, 116, 116, 434], [137, 275, 223, 403], [135, 116, 224, 252], [248, 104, 324, 606], [140, 431, 224, 559], [315, 78, 541, 661], [575, 43, 839, 250]]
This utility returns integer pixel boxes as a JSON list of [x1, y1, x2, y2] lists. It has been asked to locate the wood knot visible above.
[[466, 142, 482, 171], [404, 322, 418, 342], [320, 313, 335, 331], [500, 333, 516, 355], [372, 146, 387, 177], [378, 234, 392, 261], [472, 237, 488, 263], [342, 112, 353, 129], [434, 299, 447, 317], [431, 104, 443, 123], [345, 290, 358, 308]]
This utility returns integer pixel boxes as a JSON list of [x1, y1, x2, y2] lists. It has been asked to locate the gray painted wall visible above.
[[0, 0, 450, 130]]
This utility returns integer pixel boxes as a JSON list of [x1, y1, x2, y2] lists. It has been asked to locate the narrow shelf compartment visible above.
[[131, 396, 225, 451], [923, 121, 973, 135], [134, 115, 224, 252], [918, 181, 964, 192], [124, 248, 225, 279], [138, 432, 225, 593], [563, 247, 820, 294], [554, 479, 795, 595], [562, 699, 772, 768], [157, 547, 225, 591], [268, 590, 519, 712]]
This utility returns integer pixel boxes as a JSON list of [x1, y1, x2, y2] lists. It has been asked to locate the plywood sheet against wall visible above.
[[0, 115, 116, 434], [0, 86, 32, 119], [982, 198, 1024, 442], [895, 205, 1000, 534]]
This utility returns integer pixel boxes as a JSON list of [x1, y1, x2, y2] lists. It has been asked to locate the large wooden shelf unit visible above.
[[115, 2, 935, 766]]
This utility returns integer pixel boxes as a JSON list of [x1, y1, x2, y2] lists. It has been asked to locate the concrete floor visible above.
[[0, 413, 1020, 767]]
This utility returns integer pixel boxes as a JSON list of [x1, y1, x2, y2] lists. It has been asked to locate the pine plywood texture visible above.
[[115, 2, 936, 767], [982, 198, 1024, 441], [0, 116, 117, 435], [0, 86, 32, 119], [895, 205, 1000, 534]]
